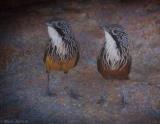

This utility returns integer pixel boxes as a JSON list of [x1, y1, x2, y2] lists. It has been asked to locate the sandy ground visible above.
[[0, 0, 160, 124]]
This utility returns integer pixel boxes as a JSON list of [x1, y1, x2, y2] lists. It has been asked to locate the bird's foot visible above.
[[66, 88, 82, 100], [47, 91, 57, 97]]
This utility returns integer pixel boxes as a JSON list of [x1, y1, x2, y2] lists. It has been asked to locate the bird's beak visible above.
[[99, 23, 109, 31], [99, 24, 104, 30], [100, 22, 110, 31], [46, 22, 52, 27]]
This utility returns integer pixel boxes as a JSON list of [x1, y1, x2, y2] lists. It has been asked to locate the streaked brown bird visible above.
[[97, 24, 131, 79], [44, 19, 79, 95]]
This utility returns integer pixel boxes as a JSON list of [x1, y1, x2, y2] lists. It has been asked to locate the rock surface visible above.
[[0, 0, 160, 124]]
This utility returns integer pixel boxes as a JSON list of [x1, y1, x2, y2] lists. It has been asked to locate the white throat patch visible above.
[[48, 26, 66, 55], [104, 30, 121, 70]]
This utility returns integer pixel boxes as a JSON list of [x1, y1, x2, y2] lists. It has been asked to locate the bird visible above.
[[97, 24, 131, 79], [43, 19, 79, 95]]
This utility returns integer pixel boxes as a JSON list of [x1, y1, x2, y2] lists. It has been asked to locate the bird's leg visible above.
[[63, 72, 69, 94], [64, 72, 82, 100], [66, 73, 70, 88], [46, 72, 56, 96], [63, 72, 70, 92], [121, 89, 128, 108]]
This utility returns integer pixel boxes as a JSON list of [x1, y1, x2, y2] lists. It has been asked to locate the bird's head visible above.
[[101, 24, 128, 45], [101, 24, 129, 55], [46, 19, 71, 37], [103, 24, 125, 36]]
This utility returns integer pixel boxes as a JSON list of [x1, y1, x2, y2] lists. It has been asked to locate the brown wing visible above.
[[97, 46, 105, 73], [127, 55, 132, 73], [73, 41, 80, 67], [43, 39, 52, 63], [43, 41, 51, 73], [43, 46, 48, 63], [74, 51, 79, 67]]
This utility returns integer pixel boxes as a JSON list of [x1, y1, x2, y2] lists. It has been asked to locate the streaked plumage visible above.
[[97, 24, 131, 79], [44, 19, 79, 95]]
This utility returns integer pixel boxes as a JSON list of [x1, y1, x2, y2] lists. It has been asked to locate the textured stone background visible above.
[[0, 0, 160, 124]]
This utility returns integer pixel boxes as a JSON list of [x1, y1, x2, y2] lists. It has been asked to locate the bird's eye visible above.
[[112, 29, 118, 35], [57, 22, 63, 27]]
